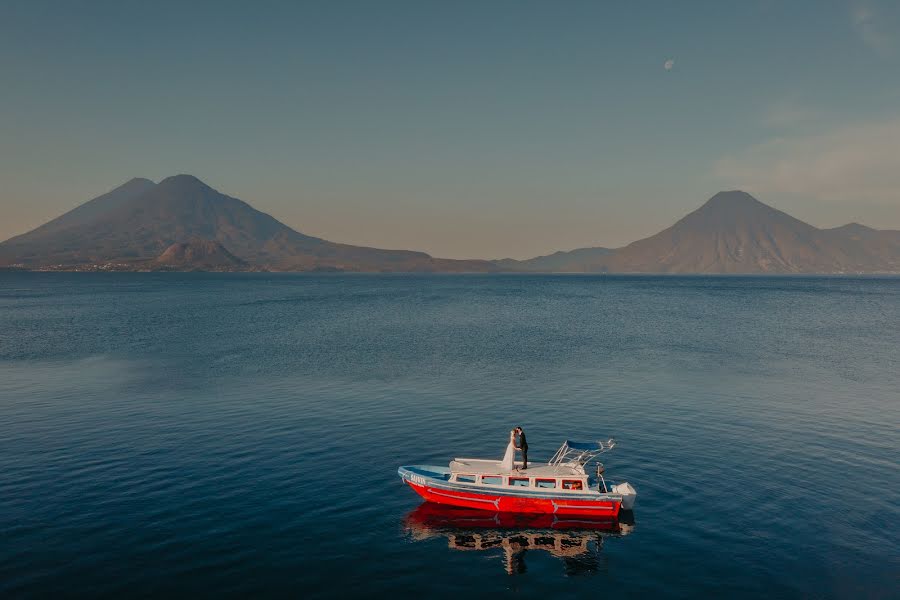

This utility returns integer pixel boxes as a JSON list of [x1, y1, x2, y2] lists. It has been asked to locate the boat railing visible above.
[[548, 439, 616, 468]]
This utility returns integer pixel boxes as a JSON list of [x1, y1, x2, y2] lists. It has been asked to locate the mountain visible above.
[[0, 175, 495, 272], [495, 246, 613, 272], [507, 191, 900, 273]]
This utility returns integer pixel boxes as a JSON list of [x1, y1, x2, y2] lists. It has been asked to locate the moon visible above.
[[664, 58, 675, 71]]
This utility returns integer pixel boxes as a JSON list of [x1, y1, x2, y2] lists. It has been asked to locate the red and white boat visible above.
[[399, 440, 636, 517]]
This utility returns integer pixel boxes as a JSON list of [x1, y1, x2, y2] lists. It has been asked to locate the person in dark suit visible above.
[[514, 426, 528, 470]]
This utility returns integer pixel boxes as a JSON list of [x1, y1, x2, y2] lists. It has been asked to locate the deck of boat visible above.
[[449, 458, 584, 478]]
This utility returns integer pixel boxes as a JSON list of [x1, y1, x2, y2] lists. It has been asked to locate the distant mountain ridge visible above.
[[495, 246, 613, 272], [0, 175, 495, 272], [1, 179, 897, 273], [505, 191, 900, 273]]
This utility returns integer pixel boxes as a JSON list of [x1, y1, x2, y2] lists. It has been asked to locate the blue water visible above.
[[1, 273, 898, 598]]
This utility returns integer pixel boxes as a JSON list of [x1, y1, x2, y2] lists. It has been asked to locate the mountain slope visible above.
[[0, 178, 157, 264], [151, 238, 249, 271], [21, 177, 157, 239], [0, 175, 495, 272]]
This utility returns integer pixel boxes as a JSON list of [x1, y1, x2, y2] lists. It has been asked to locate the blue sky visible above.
[[1, 0, 899, 258]]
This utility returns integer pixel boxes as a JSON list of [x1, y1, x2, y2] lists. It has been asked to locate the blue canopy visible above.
[[563, 440, 605, 451]]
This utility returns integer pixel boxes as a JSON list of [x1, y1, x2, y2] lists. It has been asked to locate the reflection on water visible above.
[[404, 503, 634, 575]]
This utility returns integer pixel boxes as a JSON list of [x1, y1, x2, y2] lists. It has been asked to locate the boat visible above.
[[398, 439, 636, 517]]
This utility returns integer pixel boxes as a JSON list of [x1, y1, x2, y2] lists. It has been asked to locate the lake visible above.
[[1, 273, 898, 598]]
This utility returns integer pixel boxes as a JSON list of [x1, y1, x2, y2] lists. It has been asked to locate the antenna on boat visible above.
[[595, 461, 609, 492]]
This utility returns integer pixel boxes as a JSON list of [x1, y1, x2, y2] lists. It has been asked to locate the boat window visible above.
[[508, 477, 530, 487], [562, 480, 583, 490], [456, 474, 476, 483], [535, 479, 556, 489], [481, 475, 502, 485]]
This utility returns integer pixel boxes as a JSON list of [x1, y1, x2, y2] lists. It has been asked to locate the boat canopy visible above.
[[549, 439, 616, 467]]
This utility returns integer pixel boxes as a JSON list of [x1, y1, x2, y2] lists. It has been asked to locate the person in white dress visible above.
[[500, 429, 516, 471]]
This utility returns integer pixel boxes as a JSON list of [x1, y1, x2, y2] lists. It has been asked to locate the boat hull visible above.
[[399, 467, 621, 517]]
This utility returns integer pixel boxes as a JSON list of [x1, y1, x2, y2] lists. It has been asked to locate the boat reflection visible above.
[[404, 503, 634, 575]]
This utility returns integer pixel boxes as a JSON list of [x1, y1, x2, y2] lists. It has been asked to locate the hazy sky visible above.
[[2, 1, 899, 259]]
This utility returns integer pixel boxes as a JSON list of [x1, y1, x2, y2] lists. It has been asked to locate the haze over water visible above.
[[1, 273, 898, 598]]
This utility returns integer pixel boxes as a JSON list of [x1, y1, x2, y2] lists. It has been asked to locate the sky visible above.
[[1, 0, 899, 259]]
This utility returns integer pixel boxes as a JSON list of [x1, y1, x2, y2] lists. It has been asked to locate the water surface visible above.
[[1, 273, 898, 598]]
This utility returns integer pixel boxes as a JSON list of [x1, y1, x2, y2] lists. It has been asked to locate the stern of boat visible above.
[[612, 482, 637, 510]]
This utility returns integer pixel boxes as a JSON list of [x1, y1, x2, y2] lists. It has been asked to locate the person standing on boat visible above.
[[501, 429, 516, 471], [515, 426, 528, 470]]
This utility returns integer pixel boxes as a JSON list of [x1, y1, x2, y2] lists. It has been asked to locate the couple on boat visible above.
[[500, 426, 528, 471]]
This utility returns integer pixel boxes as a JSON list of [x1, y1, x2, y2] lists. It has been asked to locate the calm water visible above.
[[1, 273, 898, 598]]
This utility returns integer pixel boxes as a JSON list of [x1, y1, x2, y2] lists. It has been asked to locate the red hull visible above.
[[406, 480, 621, 517]]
